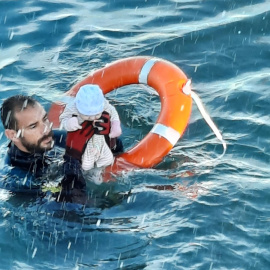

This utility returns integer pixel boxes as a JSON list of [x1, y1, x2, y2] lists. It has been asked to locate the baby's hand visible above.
[[94, 111, 110, 135], [65, 117, 82, 131], [110, 120, 122, 138]]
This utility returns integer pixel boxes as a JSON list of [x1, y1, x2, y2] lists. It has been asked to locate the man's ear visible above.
[[5, 129, 20, 142]]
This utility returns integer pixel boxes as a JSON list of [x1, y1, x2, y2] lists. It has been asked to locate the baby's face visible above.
[[79, 113, 102, 121]]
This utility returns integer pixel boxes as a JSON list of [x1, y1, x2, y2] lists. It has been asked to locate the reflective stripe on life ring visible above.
[[139, 58, 159, 84], [48, 56, 192, 168], [151, 123, 180, 146]]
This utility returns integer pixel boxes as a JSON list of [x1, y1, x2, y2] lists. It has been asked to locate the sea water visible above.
[[0, 0, 269, 269]]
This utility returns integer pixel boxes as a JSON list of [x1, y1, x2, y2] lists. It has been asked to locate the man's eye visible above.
[[29, 125, 36, 129]]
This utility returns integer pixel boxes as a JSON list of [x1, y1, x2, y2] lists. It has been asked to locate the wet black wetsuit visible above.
[[0, 130, 85, 202]]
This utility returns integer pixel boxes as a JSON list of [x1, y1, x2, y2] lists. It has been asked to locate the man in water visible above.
[[1, 94, 191, 204], [0, 95, 95, 203]]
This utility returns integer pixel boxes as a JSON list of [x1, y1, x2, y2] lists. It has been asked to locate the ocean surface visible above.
[[0, 0, 270, 269]]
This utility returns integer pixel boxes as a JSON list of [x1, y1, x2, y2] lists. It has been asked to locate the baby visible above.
[[60, 84, 122, 171]]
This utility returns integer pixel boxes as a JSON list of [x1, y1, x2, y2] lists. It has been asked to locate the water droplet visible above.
[[32, 247, 37, 258]]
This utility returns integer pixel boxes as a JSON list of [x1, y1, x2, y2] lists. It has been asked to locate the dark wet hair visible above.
[[1, 95, 38, 130]]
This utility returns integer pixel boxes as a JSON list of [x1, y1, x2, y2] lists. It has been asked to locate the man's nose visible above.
[[42, 121, 52, 134]]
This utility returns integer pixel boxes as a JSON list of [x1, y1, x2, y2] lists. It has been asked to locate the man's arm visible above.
[[58, 121, 96, 203]]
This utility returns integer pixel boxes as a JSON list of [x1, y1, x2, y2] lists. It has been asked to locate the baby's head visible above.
[[75, 84, 105, 121]]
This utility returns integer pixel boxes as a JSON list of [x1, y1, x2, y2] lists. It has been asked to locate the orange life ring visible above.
[[48, 56, 192, 169]]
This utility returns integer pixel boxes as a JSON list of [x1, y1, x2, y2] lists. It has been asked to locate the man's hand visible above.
[[65, 121, 95, 161]]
